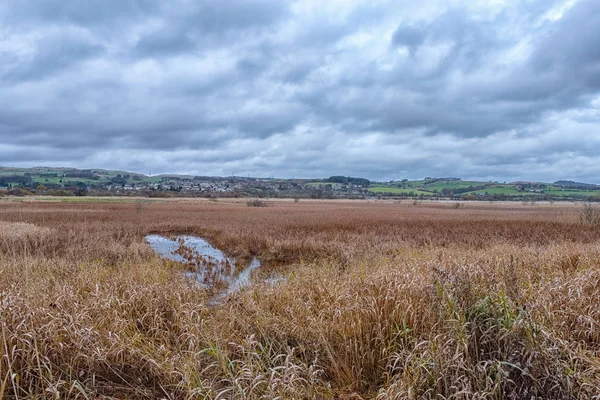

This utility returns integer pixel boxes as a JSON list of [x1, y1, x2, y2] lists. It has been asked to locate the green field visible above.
[[468, 186, 526, 196], [543, 188, 599, 197], [368, 186, 433, 195], [372, 181, 600, 199], [419, 180, 487, 191]]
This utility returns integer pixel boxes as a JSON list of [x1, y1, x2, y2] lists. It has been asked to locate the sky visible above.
[[1, 0, 599, 182]]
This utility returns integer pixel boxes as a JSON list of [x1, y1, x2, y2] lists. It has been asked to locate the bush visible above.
[[247, 199, 269, 207], [7, 188, 33, 197], [579, 202, 600, 225]]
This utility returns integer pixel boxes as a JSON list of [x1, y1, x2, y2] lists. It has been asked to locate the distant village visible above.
[[103, 176, 371, 199], [0, 168, 372, 199]]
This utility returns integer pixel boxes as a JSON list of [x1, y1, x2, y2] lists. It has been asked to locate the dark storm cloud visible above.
[[0, 0, 599, 181]]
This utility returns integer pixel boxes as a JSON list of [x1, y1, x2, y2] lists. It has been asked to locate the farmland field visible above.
[[370, 180, 600, 199], [1, 199, 599, 399], [368, 185, 433, 195], [414, 180, 486, 191], [469, 186, 526, 196]]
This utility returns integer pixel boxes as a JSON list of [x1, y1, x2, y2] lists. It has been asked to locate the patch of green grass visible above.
[[31, 177, 107, 185], [390, 180, 427, 189], [544, 189, 600, 197], [468, 186, 528, 196], [368, 186, 433, 195], [140, 176, 165, 183], [464, 186, 600, 198], [422, 180, 490, 191]]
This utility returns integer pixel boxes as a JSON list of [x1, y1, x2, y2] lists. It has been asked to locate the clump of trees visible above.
[[327, 176, 370, 186], [247, 199, 269, 207], [0, 175, 32, 186]]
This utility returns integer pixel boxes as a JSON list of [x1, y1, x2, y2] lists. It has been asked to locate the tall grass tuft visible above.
[[580, 202, 600, 225]]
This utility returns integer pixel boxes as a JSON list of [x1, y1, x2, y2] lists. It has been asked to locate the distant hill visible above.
[[369, 177, 600, 200], [1, 166, 600, 201], [554, 180, 600, 190]]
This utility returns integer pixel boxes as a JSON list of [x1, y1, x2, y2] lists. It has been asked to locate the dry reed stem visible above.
[[0, 200, 598, 399]]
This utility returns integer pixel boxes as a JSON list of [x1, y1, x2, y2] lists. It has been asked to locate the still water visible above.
[[145, 234, 261, 297]]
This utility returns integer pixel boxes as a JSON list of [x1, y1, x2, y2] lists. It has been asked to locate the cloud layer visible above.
[[1, 0, 599, 181]]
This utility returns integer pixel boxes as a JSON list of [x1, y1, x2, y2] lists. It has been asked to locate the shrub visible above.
[[579, 202, 600, 225], [247, 199, 269, 207]]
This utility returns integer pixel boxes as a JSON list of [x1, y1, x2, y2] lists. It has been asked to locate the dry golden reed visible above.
[[0, 199, 599, 399]]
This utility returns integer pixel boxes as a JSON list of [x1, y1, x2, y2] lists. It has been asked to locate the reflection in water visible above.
[[145, 234, 261, 297]]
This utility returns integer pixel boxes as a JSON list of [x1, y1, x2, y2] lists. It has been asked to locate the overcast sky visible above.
[[1, 0, 599, 182]]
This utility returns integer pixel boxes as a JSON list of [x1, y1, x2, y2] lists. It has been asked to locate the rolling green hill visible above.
[[2, 167, 599, 200], [0, 166, 195, 187], [368, 178, 600, 200]]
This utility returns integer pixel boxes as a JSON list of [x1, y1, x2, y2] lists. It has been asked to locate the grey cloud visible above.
[[392, 25, 426, 54], [2, 34, 104, 82], [133, 27, 198, 57], [0, 0, 161, 27], [317, 1, 600, 138], [392, 8, 501, 72], [530, 1, 600, 90], [181, 0, 291, 34], [133, 0, 291, 57], [0, 0, 599, 182]]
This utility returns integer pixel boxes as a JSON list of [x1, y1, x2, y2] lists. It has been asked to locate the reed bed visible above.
[[0, 200, 599, 399]]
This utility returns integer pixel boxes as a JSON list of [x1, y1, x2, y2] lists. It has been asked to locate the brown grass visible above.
[[0, 200, 599, 399]]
